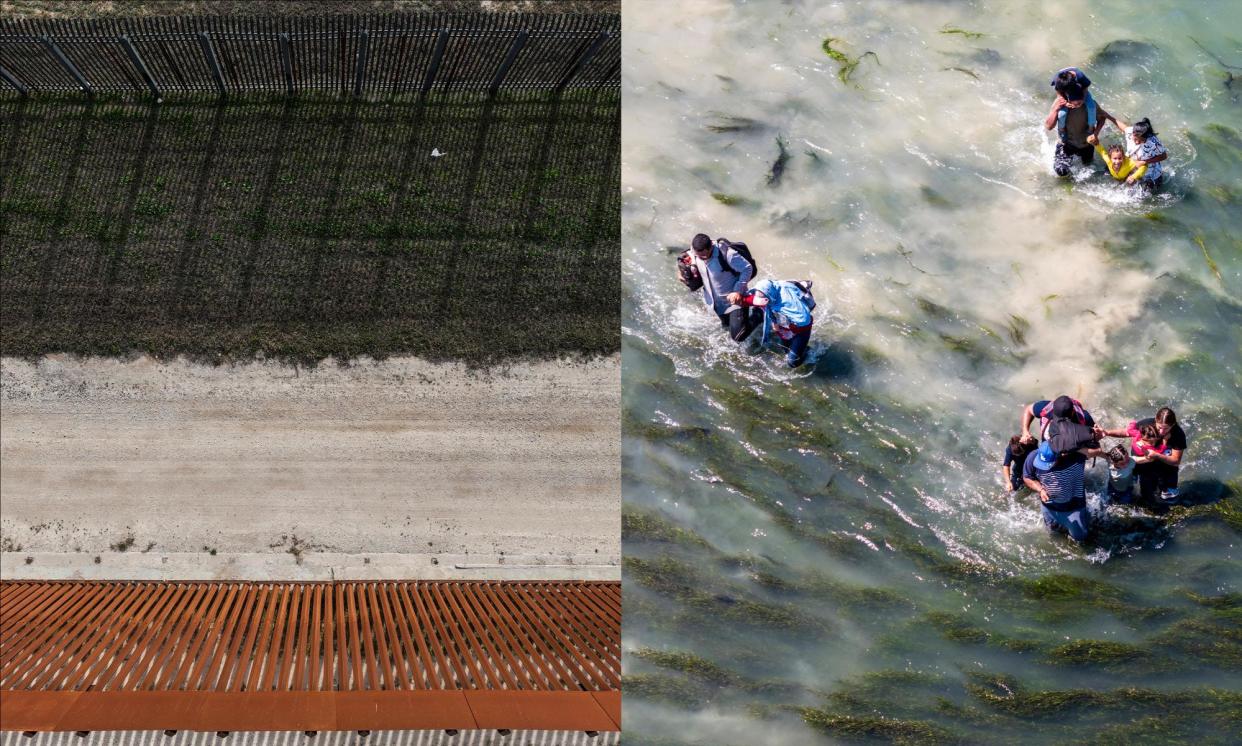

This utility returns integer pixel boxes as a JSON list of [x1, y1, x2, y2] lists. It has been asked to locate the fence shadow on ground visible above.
[[0, 90, 620, 363]]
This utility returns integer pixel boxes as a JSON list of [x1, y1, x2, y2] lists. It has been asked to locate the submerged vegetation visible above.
[[623, 4, 1241, 745], [821, 37, 880, 85]]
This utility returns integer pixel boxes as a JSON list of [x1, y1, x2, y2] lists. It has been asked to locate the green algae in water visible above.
[[1194, 232, 1224, 283], [625, 556, 834, 634], [939, 25, 985, 40], [634, 648, 740, 687], [799, 710, 960, 745], [623, 509, 713, 549], [820, 37, 879, 85], [1045, 639, 1172, 670], [624, 673, 712, 709], [710, 192, 748, 206], [966, 671, 1242, 722]]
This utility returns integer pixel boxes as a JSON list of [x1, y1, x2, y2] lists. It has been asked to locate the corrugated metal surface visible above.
[[0, 581, 620, 733]]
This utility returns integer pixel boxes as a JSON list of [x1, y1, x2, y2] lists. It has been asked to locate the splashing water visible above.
[[623, 0, 1241, 742]]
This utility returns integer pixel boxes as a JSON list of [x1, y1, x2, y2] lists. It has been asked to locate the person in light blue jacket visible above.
[[737, 278, 815, 368]]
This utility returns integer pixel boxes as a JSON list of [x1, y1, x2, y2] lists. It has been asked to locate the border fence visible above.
[[0, 13, 619, 99]]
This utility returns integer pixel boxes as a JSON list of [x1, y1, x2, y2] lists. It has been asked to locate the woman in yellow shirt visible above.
[[1087, 133, 1146, 182]]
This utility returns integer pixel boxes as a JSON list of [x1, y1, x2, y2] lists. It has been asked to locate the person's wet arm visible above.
[[1150, 448, 1183, 467], [1093, 105, 1115, 135], [1044, 95, 1069, 130], [1020, 403, 1037, 442], [727, 251, 753, 293], [1023, 476, 1048, 501]]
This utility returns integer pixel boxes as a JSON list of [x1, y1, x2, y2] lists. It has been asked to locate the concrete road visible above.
[[0, 355, 620, 579]]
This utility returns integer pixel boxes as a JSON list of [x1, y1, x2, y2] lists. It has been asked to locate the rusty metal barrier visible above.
[[0, 580, 620, 733]]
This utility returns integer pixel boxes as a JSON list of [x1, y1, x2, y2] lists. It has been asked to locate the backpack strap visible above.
[[714, 240, 739, 278]]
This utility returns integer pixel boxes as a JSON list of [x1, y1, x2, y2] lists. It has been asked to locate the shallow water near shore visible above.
[[622, 0, 1241, 743]]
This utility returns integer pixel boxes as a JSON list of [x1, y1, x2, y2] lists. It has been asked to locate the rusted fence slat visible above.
[[0, 580, 619, 702]]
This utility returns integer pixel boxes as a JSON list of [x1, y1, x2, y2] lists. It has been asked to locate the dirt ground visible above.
[[0, 354, 620, 576]]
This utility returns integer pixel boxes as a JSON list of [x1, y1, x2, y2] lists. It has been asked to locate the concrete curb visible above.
[[0, 552, 621, 581]]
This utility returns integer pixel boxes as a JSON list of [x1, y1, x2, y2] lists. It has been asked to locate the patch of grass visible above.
[[0, 93, 620, 365]]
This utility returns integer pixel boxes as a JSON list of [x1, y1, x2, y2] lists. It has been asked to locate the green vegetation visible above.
[[939, 25, 985, 40], [800, 711, 960, 745], [624, 556, 832, 634], [821, 37, 880, 85], [0, 92, 620, 364], [623, 673, 711, 709], [623, 509, 712, 549]]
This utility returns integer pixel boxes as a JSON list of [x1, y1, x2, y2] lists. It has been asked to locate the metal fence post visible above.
[[353, 30, 369, 97], [556, 31, 610, 91], [119, 35, 162, 101], [278, 32, 294, 95], [41, 36, 92, 95], [489, 30, 528, 97], [0, 65, 28, 96], [421, 30, 449, 98], [197, 32, 226, 96]]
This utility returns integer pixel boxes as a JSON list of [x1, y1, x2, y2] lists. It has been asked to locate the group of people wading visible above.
[[670, 66, 1184, 544], [1045, 66, 1169, 190], [1001, 396, 1188, 542], [676, 233, 816, 368]]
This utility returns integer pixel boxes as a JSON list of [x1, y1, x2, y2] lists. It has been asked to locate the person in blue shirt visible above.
[[736, 278, 815, 368]]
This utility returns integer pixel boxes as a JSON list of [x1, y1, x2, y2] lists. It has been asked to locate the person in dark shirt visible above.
[[1002, 436, 1034, 491], [1100, 406, 1187, 504], [1019, 395, 1096, 445]]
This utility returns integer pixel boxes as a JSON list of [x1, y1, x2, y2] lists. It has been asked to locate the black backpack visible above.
[[715, 238, 757, 279], [1047, 419, 1097, 456]]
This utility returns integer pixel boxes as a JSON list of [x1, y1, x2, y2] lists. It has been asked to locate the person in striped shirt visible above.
[[1022, 440, 1105, 542]]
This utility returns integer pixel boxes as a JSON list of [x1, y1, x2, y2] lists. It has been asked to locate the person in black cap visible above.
[[1018, 394, 1097, 445]]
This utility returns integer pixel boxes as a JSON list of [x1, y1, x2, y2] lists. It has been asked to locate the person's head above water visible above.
[[691, 233, 713, 257], [1052, 68, 1089, 101], [1107, 143, 1126, 171], [1131, 118, 1157, 143], [1108, 446, 1130, 467], [1154, 406, 1177, 438], [748, 279, 777, 306], [1051, 395, 1077, 419], [1056, 79, 1085, 102]]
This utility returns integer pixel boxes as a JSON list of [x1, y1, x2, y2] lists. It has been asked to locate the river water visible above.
[[621, 0, 1241, 743]]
